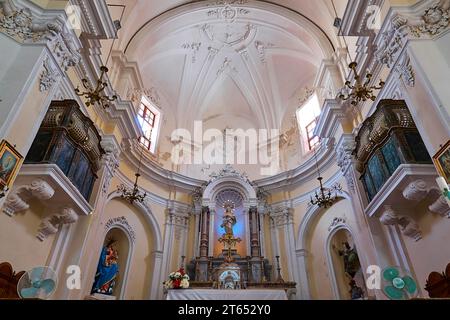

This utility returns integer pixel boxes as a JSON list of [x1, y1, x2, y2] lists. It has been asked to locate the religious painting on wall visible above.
[[91, 240, 119, 296], [0, 140, 23, 190], [433, 140, 450, 183]]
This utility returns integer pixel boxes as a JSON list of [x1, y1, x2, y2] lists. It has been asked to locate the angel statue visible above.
[[221, 203, 237, 236]]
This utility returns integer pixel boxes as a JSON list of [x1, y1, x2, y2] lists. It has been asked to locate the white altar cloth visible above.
[[166, 289, 287, 300]]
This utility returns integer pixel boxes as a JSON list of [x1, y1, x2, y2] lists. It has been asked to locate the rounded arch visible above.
[[98, 226, 133, 300], [124, 0, 335, 59], [202, 176, 257, 207], [325, 225, 367, 300], [106, 191, 163, 252], [296, 190, 351, 250]]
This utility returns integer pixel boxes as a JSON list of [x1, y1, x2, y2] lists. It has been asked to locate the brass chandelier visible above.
[[75, 66, 117, 109], [309, 147, 342, 208], [339, 61, 385, 106], [117, 140, 147, 204], [331, 1, 385, 106]]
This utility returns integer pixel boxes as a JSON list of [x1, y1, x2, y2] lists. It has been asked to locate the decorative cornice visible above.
[[314, 99, 347, 139], [252, 138, 337, 191], [75, 0, 117, 39]]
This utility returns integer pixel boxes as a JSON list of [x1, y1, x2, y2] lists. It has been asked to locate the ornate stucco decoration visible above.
[[3, 179, 54, 217], [2, 179, 80, 241], [0, 6, 50, 42], [269, 205, 293, 228], [182, 42, 202, 63], [335, 135, 356, 193], [127, 87, 161, 107], [380, 205, 422, 241], [208, 164, 250, 184], [410, 2, 450, 37], [104, 216, 136, 243], [37, 207, 78, 241], [328, 217, 346, 232], [254, 40, 274, 64], [39, 57, 59, 92], [100, 138, 120, 195], [0, 1, 81, 71], [376, 1, 450, 86]]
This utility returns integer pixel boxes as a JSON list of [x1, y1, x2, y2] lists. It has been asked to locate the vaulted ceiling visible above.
[[107, 0, 345, 132]]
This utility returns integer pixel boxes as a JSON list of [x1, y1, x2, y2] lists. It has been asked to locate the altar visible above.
[[166, 289, 288, 300]]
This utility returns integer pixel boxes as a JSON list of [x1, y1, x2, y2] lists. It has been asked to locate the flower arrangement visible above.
[[164, 268, 190, 289]]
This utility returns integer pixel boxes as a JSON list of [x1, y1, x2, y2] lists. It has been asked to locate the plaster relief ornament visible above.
[[410, 1, 450, 37]]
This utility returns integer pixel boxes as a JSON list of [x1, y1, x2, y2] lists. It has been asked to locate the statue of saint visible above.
[[91, 240, 119, 295], [221, 204, 237, 236], [338, 241, 361, 279]]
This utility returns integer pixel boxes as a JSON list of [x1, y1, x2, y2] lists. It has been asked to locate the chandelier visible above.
[[75, 66, 117, 109], [309, 147, 341, 208], [339, 62, 385, 106], [117, 140, 147, 204]]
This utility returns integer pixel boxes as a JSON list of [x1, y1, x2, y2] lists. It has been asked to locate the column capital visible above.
[[269, 204, 293, 227]]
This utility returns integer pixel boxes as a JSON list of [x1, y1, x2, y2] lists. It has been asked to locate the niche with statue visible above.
[[90, 228, 130, 299], [330, 229, 367, 300]]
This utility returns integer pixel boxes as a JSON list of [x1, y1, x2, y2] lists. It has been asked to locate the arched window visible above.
[[138, 96, 161, 153], [296, 94, 321, 152]]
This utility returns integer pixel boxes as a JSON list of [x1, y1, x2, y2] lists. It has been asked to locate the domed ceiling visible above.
[[107, 0, 342, 180]]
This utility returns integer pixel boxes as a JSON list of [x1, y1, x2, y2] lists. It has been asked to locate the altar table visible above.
[[166, 289, 288, 300]]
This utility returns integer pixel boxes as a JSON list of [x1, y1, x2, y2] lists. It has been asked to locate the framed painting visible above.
[[433, 140, 450, 183], [0, 140, 23, 190]]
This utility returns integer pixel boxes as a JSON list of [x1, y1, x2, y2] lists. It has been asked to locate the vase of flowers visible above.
[[164, 268, 190, 289]]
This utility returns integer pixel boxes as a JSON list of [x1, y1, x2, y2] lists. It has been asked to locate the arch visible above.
[[104, 192, 164, 299], [325, 226, 367, 300], [294, 191, 351, 300], [296, 190, 351, 250], [124, 1, 335, 59], [106, 190, 163, 252], [202, 176, 257, 208], [97, 225, 133, 300]]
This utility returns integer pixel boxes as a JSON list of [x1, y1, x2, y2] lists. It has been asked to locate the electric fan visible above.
[[17, 266, 57, 299], [381, 266, 418, 300]]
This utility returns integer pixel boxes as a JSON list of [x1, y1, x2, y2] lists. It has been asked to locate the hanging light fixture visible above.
[[309, 147, 342, 208], [117, 139, 147, 204], [75, 66, 117, 109], [331, 0, 385, 106], [338, 62, 385, 106]]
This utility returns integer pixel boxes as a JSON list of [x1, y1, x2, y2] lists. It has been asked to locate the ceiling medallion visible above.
[[339, 62, 385, 106], [75, 66, 117, 109]]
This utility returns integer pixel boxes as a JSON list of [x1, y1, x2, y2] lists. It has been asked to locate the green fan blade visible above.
[[30, 267, 45, 283], [20, 287, 39, 299], [402, 276, 417, 294], [383, 267, 399, 281], [384, 285, 405, 300], [40, 279, 56, 295]]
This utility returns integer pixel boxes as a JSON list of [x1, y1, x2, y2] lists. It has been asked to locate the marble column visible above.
[[196, 206, 210, 281]]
